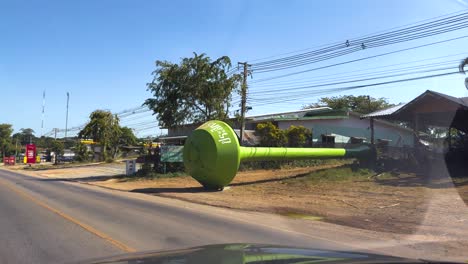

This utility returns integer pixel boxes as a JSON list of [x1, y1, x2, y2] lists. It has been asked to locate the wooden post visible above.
[[448, 126, 452, 150], [370, 118, 375, 145], [413, 113, 419, 148]]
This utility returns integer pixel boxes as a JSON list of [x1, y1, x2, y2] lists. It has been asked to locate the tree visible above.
[[50, 140, 64, 165], [255, 122, 287, 147], [119, 127, 137, 146], [286, 125, 312, 147], [13, 128, 36, 145], [460, 57, 468, 89], [78, 110, 122, 161], [459, 57, 468, 74], [75, 142, 91, 162], [144, 53, 241, 128], [303, 95, 393, 114], [0, 124, 13, 157]]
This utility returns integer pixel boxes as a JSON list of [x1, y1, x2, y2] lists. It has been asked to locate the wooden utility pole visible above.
[[239, 62, 249, 145]]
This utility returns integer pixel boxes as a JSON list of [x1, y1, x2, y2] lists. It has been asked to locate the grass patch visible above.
[[283, 165, 393, 186]]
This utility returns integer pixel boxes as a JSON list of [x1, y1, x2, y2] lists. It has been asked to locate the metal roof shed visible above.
[[361, 90, 468, 133]]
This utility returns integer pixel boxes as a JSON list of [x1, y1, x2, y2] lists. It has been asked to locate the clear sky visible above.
[[1, 0, 468, 137]]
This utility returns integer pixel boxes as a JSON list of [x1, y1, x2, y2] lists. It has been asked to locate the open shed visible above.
[[362, 90, 468, 145]]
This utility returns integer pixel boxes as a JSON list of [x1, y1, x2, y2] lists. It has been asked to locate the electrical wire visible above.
[[250, 35, 468, 84]]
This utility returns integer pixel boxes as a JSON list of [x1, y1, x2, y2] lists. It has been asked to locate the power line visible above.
[[249, 70, 462, 106], [250, 11, 468, 72], [250, 35, 468, 84], [246, 9, 468, 63], [250, 59, 459, 90]]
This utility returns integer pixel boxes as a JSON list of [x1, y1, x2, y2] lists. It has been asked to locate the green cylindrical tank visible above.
[[184, 120, 371, 189]]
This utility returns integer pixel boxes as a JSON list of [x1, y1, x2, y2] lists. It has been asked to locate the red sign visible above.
[[26, 144, 36, 164], [3, 156, 15, 165]]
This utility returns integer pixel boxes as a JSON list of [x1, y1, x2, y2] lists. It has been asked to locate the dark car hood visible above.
[[73, 243, 444, 264]]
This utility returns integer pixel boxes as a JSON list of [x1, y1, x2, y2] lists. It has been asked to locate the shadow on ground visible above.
[[39, 175, 124, 182], [130, 187, 215, 194]]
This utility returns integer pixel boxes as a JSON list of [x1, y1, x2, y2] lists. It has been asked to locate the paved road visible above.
[[0, 169, 351, 263]]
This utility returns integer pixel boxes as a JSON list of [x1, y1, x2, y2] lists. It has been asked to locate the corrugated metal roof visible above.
[[247, 107, 333, 121], [360, 103, 406, 119]]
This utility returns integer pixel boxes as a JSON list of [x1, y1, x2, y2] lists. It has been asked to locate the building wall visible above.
[[276, 116, 414, 147]]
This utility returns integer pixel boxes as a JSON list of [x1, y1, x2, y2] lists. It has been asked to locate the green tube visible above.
[[240, 147, 346, 162]]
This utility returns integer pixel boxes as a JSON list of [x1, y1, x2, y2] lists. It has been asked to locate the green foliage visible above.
[[78, 110, 122, 161], [75, 142, 91, 162], [12, 128, 36, 145], [144, 52, 241, 128], [36, 136, 55, 149], [459, 57, 468, 73], [119, 127, 137, 146], [50, 140, 64, 164], [286, 125, 312, 147], [255, 122, 287, 147], [303, 95, 393, 114], [0, 124, 13, 156]]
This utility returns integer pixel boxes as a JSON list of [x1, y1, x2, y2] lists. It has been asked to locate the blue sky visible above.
[[1, 0, 468, 137]]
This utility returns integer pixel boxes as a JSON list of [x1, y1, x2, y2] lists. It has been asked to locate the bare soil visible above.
[[86, 164, 468, 236]]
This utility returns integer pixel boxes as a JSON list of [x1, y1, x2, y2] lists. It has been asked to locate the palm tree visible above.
[[459, 57, 468, 74], [459, 57, 468, 90]]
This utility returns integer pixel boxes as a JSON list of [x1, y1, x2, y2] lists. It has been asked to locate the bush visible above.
[[75, 142, 92, 162], [286, 125, 312, 147], [255, 122, 287, 147]]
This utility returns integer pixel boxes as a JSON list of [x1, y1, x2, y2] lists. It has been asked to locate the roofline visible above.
[[349, 111, 413, 132], [245, 107, 332, 119]]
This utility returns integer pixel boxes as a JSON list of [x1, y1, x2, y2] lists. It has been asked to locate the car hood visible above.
[[73, 243, 445, 264]]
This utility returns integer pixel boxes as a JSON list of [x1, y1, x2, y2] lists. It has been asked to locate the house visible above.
[[166, 107, 414, 147], [242, 107, 414, 147]]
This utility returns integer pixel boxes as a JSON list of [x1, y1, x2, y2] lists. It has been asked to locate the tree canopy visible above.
[[13, 128, 36, 145], [78, 110, 122, 160], [303, 95, 393, 114], [144, 53, 241, 128], [0, 124, 13, 157]]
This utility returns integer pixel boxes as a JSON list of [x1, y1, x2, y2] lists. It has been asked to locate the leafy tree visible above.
[[255, 122, 287, 147], [50, 140, 64, 165], [303, 95, 393, 114], [75, 142, 91, 162], [78, 110, 122, 161], [0, 124, 13, 157], [13, 128, 36, 145], [286, 125, 312, 147], [459, 57, 468, 74], [36, 136, 55, 149], [119, 127, 137, 146], [144, 53, 241, 128]]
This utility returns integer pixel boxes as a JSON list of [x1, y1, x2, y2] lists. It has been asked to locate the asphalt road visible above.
[[0, 169, 350, 264]]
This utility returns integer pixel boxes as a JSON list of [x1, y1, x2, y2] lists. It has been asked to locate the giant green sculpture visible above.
[[183, 120, 371, 190]]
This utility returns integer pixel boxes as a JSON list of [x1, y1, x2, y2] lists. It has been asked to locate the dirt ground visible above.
[[84, 163, 468, 237]]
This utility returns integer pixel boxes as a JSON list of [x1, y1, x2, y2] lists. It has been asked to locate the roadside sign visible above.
[[26, 144, 36, 164], [3, 156, 15, 165], [160, 145, 184, 162], [126, 160, 136, 175]]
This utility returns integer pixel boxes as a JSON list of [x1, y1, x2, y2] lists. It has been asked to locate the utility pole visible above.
[[41, 90, 46, 137], [65, 92, 69, 139], [54, 128, 58, 140], [238, 62, 250, 145]]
